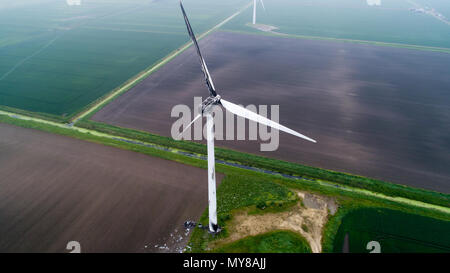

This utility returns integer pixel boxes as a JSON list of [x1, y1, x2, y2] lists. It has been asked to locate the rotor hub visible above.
[[200, 95, 221, 114]]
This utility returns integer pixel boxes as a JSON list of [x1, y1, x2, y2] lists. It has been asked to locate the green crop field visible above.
[[221, 0, 450, 49], [0, 0, 249, 118], [333, 208, 450, 253]]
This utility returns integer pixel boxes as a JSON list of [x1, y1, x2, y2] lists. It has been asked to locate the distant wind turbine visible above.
[[253, 0, 265, 24], [179, 0, 316, 234]]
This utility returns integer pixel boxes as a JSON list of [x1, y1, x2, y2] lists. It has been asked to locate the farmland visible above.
[[332, 208, 450, 253], [0, 0, 250, 118], [1, 111, 449, 253], [1, 0, 450, 254], [0, 122, 221, 252], [92, 31, 450, 193], [220, 0, 450, 49]]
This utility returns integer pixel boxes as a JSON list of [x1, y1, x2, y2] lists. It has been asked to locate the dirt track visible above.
[[93, 31, 450, 193], [0, 123, 219, 253]]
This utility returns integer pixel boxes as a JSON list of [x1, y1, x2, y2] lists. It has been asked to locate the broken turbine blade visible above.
[[179, 1, 217, 97], [260, 0, 266, 11]]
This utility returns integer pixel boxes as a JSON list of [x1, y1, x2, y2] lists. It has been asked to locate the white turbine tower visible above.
[[253, 0, 265, 25], [179, 1, 316, 234]]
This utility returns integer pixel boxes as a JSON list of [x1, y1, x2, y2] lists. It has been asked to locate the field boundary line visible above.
[[1, 109, 449, 216], [71, 1, 253, 124], [0, 36, 59, 81], [222, 29, 450, 54]]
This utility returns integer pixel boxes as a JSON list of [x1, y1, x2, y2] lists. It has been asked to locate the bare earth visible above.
[[0, 123, 220, 253], [93, 31, 450, 193], [210, 191, 337, 253]]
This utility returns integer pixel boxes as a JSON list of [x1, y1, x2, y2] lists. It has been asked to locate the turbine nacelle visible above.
[[201, 95, 221, 114]]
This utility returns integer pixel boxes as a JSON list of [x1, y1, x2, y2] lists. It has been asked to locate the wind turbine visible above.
[[179, 1, 316, 234], [253, 0, 265, 25]]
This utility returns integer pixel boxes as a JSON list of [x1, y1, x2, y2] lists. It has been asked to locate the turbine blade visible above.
[[220, 99, 316, 143], [178, 114, 202, 139], [260, 0, 266, 11], [179, 1, 217, 97]]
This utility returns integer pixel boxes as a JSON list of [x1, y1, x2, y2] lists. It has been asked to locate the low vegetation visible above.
[[216, 174, 297, 215], [213, 231, 312, 253]]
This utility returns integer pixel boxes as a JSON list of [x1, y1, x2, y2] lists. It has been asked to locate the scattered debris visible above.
[[147, 222, 196, 253], [184, 221, 196, 229]]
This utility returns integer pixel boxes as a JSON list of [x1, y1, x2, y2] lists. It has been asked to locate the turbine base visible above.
[[194, 222, 222, 234], [208, 224, 222, 235]]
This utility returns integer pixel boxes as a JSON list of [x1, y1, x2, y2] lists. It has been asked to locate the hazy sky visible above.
[[0, 0, 58, 10]]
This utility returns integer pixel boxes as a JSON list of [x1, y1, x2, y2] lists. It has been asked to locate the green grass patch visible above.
[[213, 230, 312, 253]]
